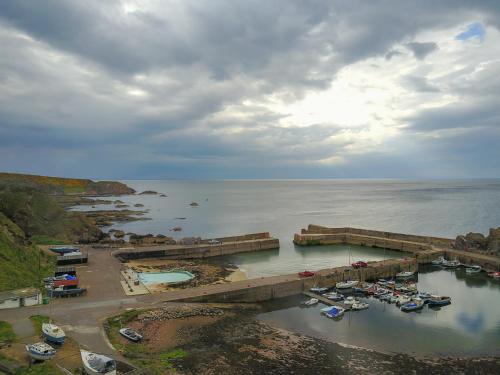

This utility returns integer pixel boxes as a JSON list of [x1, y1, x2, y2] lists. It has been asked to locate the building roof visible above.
[[0, 287, 40, 301]]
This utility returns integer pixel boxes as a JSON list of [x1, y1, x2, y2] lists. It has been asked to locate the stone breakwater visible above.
[[138, 305, 224, 323]]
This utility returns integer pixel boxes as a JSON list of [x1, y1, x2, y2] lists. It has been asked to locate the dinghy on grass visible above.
[[119, 328, 142, 342], [81, 350, 116, 375]]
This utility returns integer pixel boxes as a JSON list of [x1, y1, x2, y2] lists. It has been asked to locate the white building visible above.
[[0, 288, 42, 310]]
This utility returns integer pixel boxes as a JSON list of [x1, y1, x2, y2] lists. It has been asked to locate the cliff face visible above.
[[0, 172, 135, 195], [0, 185, 103, 243], [454, 227, 500, 255], [0, 212, 54, 291]]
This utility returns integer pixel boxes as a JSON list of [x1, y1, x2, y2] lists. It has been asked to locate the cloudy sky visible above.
[[0, 1, 499, 179]]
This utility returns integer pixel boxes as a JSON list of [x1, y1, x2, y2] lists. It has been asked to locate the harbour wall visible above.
[[170, 258, 417, 303], [115, 233, 279, 261]]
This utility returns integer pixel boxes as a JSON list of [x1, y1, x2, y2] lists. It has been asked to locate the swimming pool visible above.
[[137, 270, 194, 285]]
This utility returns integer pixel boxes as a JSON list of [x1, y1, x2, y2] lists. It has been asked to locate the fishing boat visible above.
[[302, 298, 319, 306], [396, 295, 411, 306], [489, 272, 500, 279], [431, 256, 445, 266], [427, 295, 451, 307], [352, 301, 369, 310], [416, 292, 432, 302], [466, 265, 482, 274], [374, 288, 389, 298], [26, 342, 56, 361], [81, 350, 116, 375], [335, 280, 359, 290], [310, 286, 329, 294], [396, 271, 415, 279], [400, 298, 424, 312], [441, 259, 460, 268], [388, 294, 400, 304], [321, 306, 346, 319], [42, 323, 65, 344], [324, 292, 344, 301], [119, 328, 142, 342]]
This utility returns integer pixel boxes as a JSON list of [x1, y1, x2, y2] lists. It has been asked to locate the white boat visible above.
[[310, 286, 329, 294], [26, 342, 56, 361], [431, 256, 445, 265], [119, 328, 142, 342], [388, 294, 400, 304], [396, 295, 411, 306], [302, 298, 319, 306], [324, 292, 344, 301], [343, 296, 358, 306], [336, 280, 359, 289], [352, 301, 369, 310], [442, 259, 460, 268], [81, 350, 116, 375], [466, 265, 482, 274], [400, 298, 425, 312], [42, 323, 65, 344], [396, 271, 415, 278], [427, 295, 451, 307]]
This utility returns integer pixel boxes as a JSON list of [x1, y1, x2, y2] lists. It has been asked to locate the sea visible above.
[[71, 179, 500, 356]]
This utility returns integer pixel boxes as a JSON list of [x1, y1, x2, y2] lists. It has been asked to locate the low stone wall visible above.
[[199, 232, 271, 244], [173, 258, 417, 303], [444, 250, 500, 271], [116, 237, 280, 261]]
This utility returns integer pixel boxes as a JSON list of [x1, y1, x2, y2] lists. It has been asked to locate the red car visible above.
[[298, 271, 315, 277], [352, 261, 368, 269]]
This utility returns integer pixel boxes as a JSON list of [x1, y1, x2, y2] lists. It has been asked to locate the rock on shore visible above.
[[454, 227, 500, 254]]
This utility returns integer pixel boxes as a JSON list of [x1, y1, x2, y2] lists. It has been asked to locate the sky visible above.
[[0, 1, 499, 179]]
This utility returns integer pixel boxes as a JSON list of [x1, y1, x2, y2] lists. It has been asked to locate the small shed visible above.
[[0, 288, 42, 310]]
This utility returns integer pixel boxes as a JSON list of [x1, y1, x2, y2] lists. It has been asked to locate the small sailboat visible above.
[[302, 298, 319, 306], [427, 295, 451, 307], [81, 350, 116, 375], [396, 271, 415, 279], [400, 298, 425, 312], [26, 342, 56, 361], [310, 286, 329, 294], [119, 328, 142, 342], [42, 323, 66, 344], [320, 306, 346, 319], [352, 301, 369, 310], [335, 280, 359, 290], [465, 265, 482, 274]]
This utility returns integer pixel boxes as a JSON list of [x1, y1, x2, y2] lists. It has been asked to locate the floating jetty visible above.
[[302, 291, 351, 310], [114, 232, 280, 261]]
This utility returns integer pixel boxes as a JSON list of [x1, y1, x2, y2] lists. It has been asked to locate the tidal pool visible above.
[[137, 270, 194, 285], [257, 265, 500, 357]]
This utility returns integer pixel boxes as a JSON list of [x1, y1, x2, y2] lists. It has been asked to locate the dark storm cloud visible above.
[[404, 42, 438, 60], [1, 0, 500, 178]]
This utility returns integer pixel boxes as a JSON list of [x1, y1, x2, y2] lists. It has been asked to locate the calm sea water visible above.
[[72, 179, 500, 355]]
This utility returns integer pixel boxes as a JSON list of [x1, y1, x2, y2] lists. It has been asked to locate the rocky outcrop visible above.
[[139, 190, 158, 195], [129, 233, 176, 245], [454, 227, 500, 255]]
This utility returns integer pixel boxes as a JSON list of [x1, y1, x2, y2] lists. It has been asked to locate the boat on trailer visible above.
[[26, 342, 56, 361], [42, 323, 66, 344], [119, 328, 142, 342], [81, 350, 116, 375]]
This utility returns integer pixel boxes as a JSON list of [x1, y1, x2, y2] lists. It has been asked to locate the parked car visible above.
[[208, 239, 221, 245], [352, 261, 368, 268]]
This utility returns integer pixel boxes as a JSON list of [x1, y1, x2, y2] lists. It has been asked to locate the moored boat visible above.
[[442, 259, 460, 268], [400, 298, 425, 312], [396, 295, 411, 306], [489, 271, 500, 279], [431, 256, 445, 266], [42, 323, 65, 344], [119, 328, 142, 342], [335, 280, 359, 289], [352, 301, 369, 310], [302, 298, 319, 306], [321, 306, 346, 319], [26, 342, 56, 361], [465, 265, 482, 274], [427, 295, 451, 307], [343, 296, 358, 306], [324, 292, 344, 301], [310, 286, 329, 294], [81, 350, 116, 375]]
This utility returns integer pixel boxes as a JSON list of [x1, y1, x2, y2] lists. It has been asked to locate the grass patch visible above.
[[29, 315, 50, 336], [14, 362, 63, 374], [0, 321, 16, 343], [131, 349, 187, 375], [30, 235, 66, 245]]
